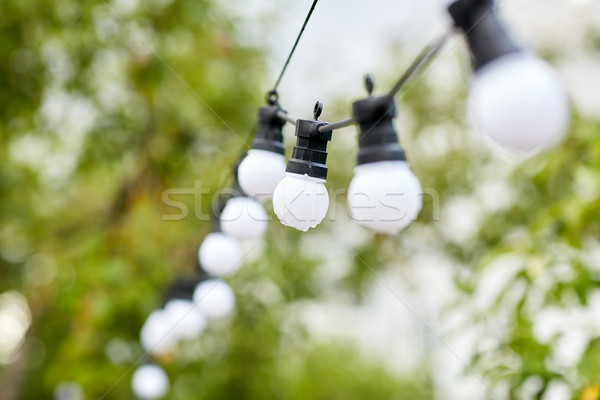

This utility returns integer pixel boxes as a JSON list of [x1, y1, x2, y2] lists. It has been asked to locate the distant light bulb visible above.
[[469, 53, 570, 156], [140, 310, 177, 355], [193, 279, 235, 320], [198, 232, 244, 277], [219, 197, 268, 241], [132, 364, 169, 400], [272, 173, 329, 232], [347, 161, 422, 235], [163, 299, 207, 340], [238, 149, 286, 202]]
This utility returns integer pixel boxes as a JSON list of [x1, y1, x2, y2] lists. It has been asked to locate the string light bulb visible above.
[[140, 310, 177, 355], [219, 196, 268, 241], [198, 232, 244, 277], [193, 279, 236, 319], [237, 106, 287, 201], [273, 103, 332, 231], [163, 299, 207, 340], [273, 173, 329, 232], [347, 80, 422, 234], [448, 0, 569, 156], [131, 364, 169, 400], [468, 54, 569, 156]]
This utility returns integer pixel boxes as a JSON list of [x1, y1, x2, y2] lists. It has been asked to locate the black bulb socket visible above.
[[250, 106, 286, 155], [285, 119, 332, 181], [163, 273, 203, 303], [213, 156, 248, 232], [448, 0, 522, 70], [352, 95, 406, 166]]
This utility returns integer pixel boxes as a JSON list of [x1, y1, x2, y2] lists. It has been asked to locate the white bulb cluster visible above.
[[140, 299, 207, 355], [139, 280, 237, 356], [136, 226, 244, 398]]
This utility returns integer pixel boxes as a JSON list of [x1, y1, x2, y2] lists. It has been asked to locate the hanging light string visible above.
[[386, 32, 450, 98], [267, 0, 320, 105], [274, 31, 451, 130], [315, 31, 451, 133]]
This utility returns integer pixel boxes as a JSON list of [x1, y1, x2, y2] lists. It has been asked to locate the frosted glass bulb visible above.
[[219, 197, 268, 241], [272, 173, 329, 232], [347, 161, 422, 235], [198, 232, 244, 277], [131, 364, 169, 400], [193, 279, 235, 319], [163, 299, 207, 340], [140, 310, 177, 355], [469, 53, 570, 156], [238, 149, 286, 202]]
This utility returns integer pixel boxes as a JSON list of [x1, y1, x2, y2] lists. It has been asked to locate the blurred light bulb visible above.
[[238, 149, 286, 202], [163, 299, 207, 340], [193, 279, 235, 319], [272, 173, 329, 232], [348, 161, 422, 235], [469, 53, 570, 156], [219, 197, 268, 241], [140, 310, 177, 355], [131, 364, 169, 400], [198, 232, 243, 277]]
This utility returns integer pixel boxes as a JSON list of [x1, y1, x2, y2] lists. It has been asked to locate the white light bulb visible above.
[[219, 197, 268, 241], [272, 173, 329, 232], [193, 279, 236, 320], [469, 53, 570, 157], [163, 299, 207, 340], [238, 149, 286, 202], [198, 232, 244, 277], [131, 364, 169, 400], [140, 310, 177, 355], [347, 161, 422, 235]]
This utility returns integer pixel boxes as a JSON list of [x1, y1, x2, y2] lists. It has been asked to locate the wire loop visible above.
[[266, 90, 279, 106], [313, 101, 323, 120]]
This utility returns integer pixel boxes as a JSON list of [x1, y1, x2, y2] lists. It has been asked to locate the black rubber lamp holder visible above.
[[448, 0, 522, 70], [162, 271, 207, 305], [250, 105, 286, 155], [352, 76, 406, 166], [285, 102, 332, 181], [211, 153, 250, 232]]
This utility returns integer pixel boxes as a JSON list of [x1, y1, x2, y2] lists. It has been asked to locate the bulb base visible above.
[[250, 106, 286, 155], [286, 119, 332, 181], [164, 273, 207, 304], [352, 95, 406, 165], [448, 0, 521, 70]]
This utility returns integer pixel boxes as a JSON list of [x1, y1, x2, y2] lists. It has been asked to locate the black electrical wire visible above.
[[267, 0, 320, 104], [387, 32, 450, 97], [270, 19, 449, 131], [316, 31, 451, 134]]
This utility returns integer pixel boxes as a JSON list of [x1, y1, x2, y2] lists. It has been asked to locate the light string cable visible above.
[[316, 30, 452, 133], [267, 0, 320, 108]]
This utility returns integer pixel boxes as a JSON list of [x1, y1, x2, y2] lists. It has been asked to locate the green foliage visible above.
[[0, 0, 432, 399], [2, 0, 599, 398]]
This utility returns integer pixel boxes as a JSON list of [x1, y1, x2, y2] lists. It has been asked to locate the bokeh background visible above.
[[1, 0, 600, 399]]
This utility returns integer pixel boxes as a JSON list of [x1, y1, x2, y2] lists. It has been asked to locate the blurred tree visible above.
[[2, 0, 599, 398], [0, 0, 433, 399]]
